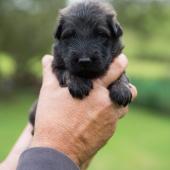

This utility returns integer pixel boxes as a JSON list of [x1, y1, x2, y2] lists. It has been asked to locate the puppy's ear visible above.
[[54, 19, 64, 40], [112, 22, 123, 37], [107, 15, 123, 38]]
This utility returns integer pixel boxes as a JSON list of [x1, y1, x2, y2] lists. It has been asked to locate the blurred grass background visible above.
[[0, 0, 170, 169]]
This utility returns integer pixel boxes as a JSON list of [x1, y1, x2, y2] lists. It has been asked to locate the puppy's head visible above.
[[54, 1, 123, 78]]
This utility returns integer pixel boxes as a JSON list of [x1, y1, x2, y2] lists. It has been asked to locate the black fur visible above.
[[29, 1, 132, 130]]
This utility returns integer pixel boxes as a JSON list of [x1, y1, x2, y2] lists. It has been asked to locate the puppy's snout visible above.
[[78, 58, 91, 65]]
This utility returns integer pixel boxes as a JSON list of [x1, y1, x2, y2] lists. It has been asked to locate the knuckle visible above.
[[120, 54, 128, 66], [130, 84, 138, 100], [132, 86, 138, 98], [124, 106, 129, 113], [98, 96, 112, 109], [118, 106, 129, 119], [117, 62, 125, 73], [42, 55, 53, 68], [95, 89, 111, 108], [116, 54, 128, 72], [42, 55, 48, 66]]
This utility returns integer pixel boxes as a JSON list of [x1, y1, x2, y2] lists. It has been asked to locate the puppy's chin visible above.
[[69, 68, 106, 79]]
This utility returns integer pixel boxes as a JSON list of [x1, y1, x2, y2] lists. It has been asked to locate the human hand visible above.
[[31, 54, 137, 167]]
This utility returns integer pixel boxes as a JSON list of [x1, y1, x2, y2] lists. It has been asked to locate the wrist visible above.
[[30, 136, 80, 166]]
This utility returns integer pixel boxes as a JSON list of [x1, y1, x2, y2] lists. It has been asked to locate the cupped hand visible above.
[[31, 54, 137, 166]]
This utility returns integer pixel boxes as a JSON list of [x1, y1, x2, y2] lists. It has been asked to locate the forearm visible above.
[[1, 124, 32, 170]]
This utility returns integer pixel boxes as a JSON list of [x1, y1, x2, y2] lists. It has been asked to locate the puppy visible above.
[[29, 0, 132, 141], [29, 1, 132, 169], [52, 0, 131, 102]]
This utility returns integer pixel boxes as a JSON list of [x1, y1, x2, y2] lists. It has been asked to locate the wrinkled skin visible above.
[[29, 2, 133, 169]]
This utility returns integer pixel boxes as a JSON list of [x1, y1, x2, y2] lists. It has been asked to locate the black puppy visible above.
[[30, 0, 132, 127]]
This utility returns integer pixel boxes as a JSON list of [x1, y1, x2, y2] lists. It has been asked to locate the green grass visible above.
[[127, 59, 169, 79], [0, 90, 36, 160], [89, 107, 170, 170], [0, 92, 170, 170]]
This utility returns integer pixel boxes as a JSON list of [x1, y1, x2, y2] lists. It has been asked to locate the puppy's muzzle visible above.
[[78, 57, 92, 66]]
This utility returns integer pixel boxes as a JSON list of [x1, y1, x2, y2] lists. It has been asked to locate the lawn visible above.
[[0, 91, 170, 170], [127, 59, 170, 80], [89, 107, 170, 170]]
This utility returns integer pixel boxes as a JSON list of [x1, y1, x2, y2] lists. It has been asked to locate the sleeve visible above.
[[16, 147, 80, 170]]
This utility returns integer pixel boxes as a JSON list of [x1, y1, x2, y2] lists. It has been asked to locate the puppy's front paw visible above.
[[68, 78, 93, 99], [56, 70, 70, 87], [109, 83, 132, 107]]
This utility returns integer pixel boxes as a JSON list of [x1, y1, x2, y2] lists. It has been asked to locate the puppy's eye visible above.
[[61, 30, 76, 39], [98, 31, 109, 38], [96, 28, 110, 38]]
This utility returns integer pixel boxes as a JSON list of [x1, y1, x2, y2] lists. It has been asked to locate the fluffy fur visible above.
[[30, 0, 132, 131]]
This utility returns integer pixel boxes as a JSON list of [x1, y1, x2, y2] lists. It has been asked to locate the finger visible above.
[[42, 55, 59, 87], [117, 106, 129, 119], [129, 84, 138, 101], [98, 54, 128, 87]]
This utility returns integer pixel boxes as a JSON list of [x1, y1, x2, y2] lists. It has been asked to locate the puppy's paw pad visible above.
[[68, 80, 93, 99], [109, 84, 132, 107]]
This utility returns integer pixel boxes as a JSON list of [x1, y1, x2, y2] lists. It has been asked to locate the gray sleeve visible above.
[[17, 147, 80, 170]]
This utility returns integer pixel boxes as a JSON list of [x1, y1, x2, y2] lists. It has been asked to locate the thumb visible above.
[[96, 54, 128, 87], [42, 55, 59, 87]]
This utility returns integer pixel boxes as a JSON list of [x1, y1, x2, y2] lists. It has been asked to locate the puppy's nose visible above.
[[78, 58, 91, 65]]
